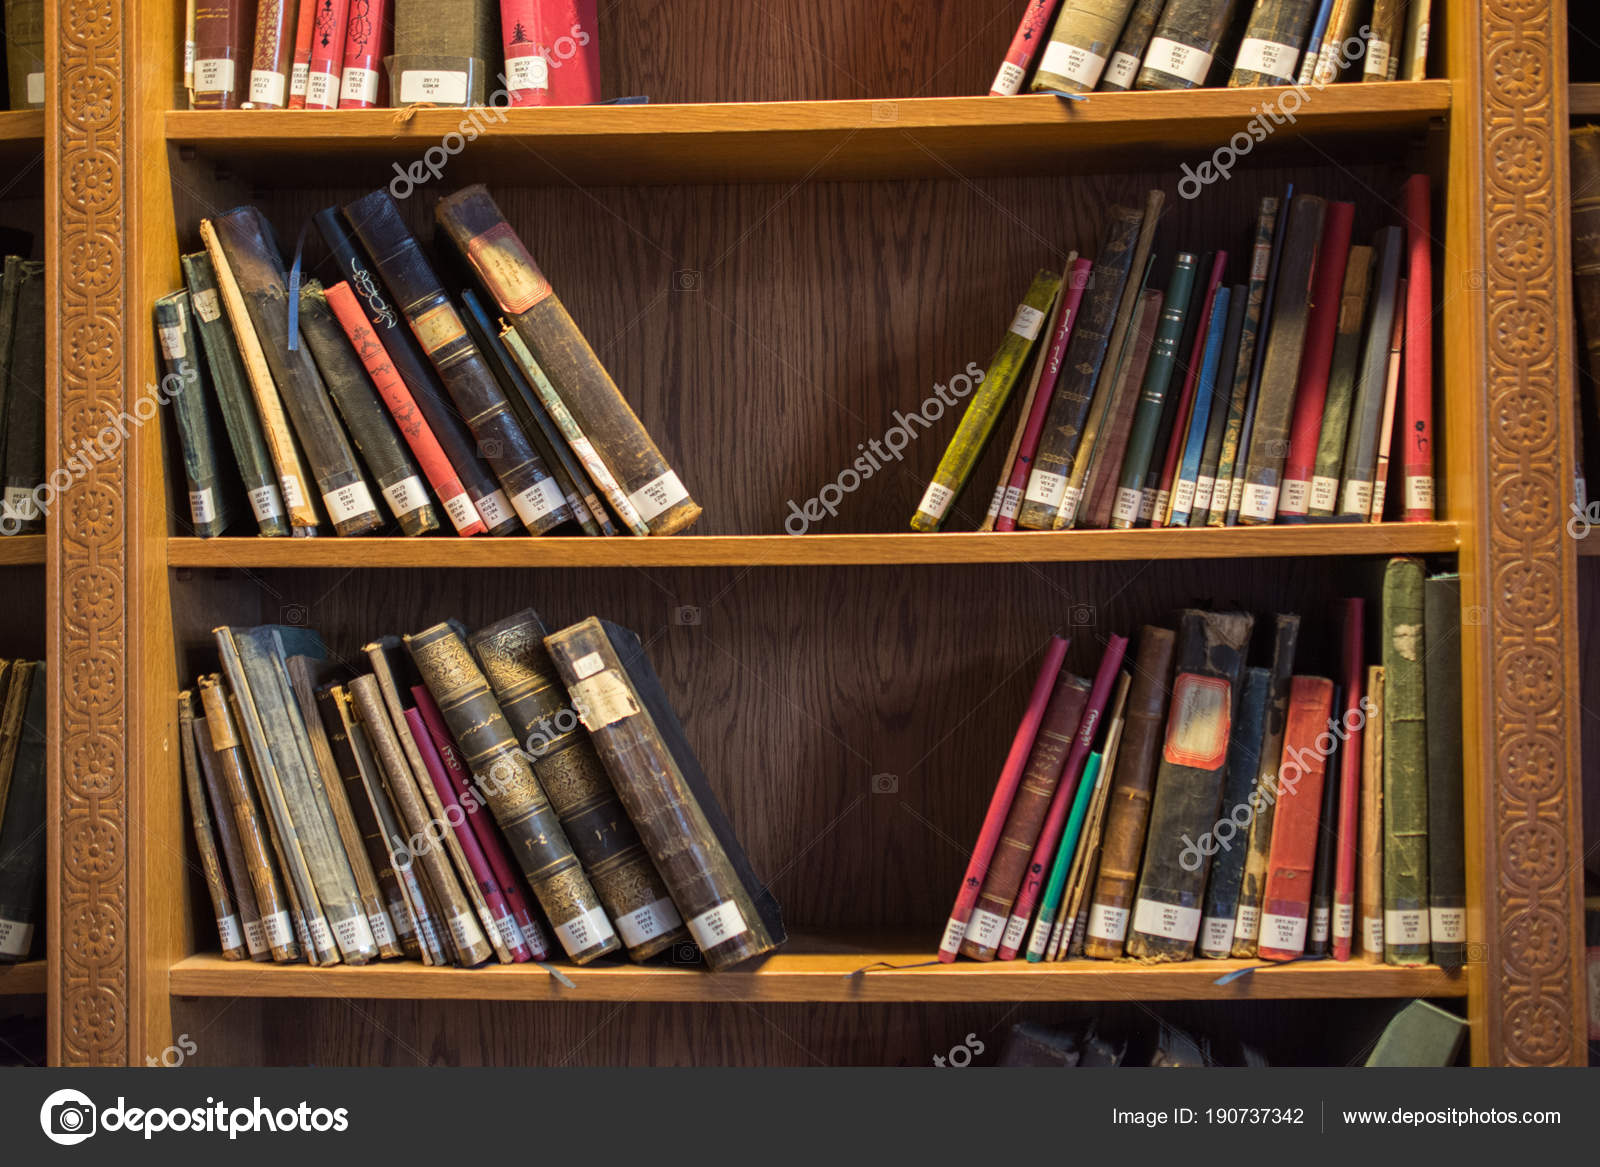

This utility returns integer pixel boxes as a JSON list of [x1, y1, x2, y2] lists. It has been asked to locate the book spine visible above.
[[1332, 598, 1365, 960], [391, 0, 497, 106], [1029, 0, 1138, 94], [1365, 0, 1404, 82], [1083, 290, 1165, 528], [434, 185, 703, 535], [0, 262, 45, 533], [1167, 286, 1232, 526], [1135, 0, 1243, 90], [502, 0, 552, 105], [1151, 252, 1227, 526], [1197, 666, 1271, 956], [248, 0, 297, 108], [407, 623, 620, 963], [1402, 0, 1431, 80], [938, 636, 1070, 959], [286, 0, 317, 106], [1028, 750, 1101, 959], [1307, 683, 1343, 955], [1400, 175, 1435, 520], [1309, 245, 1373, 515], [1189, 284, 1247, 521], [1258, 675, 1336, 960], [193, 0, 259, 109], [1208, 198, 1279, 526], [991, 0, 1060, 95], [1360, 664, 1386, 961], [912, 270, 1062, 531], [1382, 557, 1429, 965], [0, 665, 44, 960], [1310, 0, 1359, 85], [304, 0, 351, 108], [338, 0, 390, 107], [470, 610, 691, 961], [1055, 682, 1128, 958], [155, 292, 233, 537], [1337, 227, 1404, 519], [1424, 574, 1465, 968], [180, 693, 248, 959], [529, 0, 601, 106], [1369, 277, 1408, 521], [1228, 0, 1318, 87], [1082, 627, 1175, 957], [1293, 0, 1335, 86], [1278, 201, 1354, 520], [192, 714, 270, 960], [1097, 0, 1164, 90]]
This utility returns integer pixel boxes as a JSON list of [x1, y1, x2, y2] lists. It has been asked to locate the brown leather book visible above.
[[392, 0, 499, 107], [179, 692, 248, 960], [193, 0, 259, 108], [191, 713, 271, 961], [248, 0, 298, 108], [1083, 627, 1176, 958], [1083, 290, 1164, 528], [960, 672, 1091, 960]]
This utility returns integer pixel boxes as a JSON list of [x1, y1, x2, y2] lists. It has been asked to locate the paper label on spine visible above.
[[0, 918, 34, 957], [963, 908, 1006, 949], [616, 897, 684, 948], [991, 60, 1026, 96], [334, 912, 376, 955], [340, 66, 380, 106], [1260, 911, 1307, 952], [507, 54, 551, 92], [248, 484, 285, 523], [440, 492, 479, 532], [569, 669, 641, 731], [446, 911, 480, 951], [1334, 901, 1354, 940], [939, 915, 968, 954], [916, 481, 954, 522], [381, 475, 430, 519], [1362, 915, 1384, 953], [1057, 484, 1084, 527], [688, 901, 749, 949], [1430, 907, 1465, 943], [414, 912, 441, 956], [1133, 898, 1201, 943], [511, 476, 567, 527], [1038, 40, 1108, 88], [1240, 481, 1278, 523], [307, 915, 335, 954], [368, 912, 396, 949], [1024, 469, 1067, 510], [998, 484, 1023, 521], [628, 469, 690, 524], [494, 911, 523, 954], [189, 488, 216, 526], [1369, 480, 1387, 520], [1164, 673, 1232, 769], [1103, 50, 1140, 89], [1111, 486, 1142, 526], [465, 223, 553, 313], [323, 481, 377, 525], [249, 69, 286, 107], [1201, 916, 1234, 953], [1144, 36, 1213, 85], [159, 321, 186, 359], [1009, 304, 1046, 340], [280, 475, 307, 510], [1138, 487, 1158, 522], [411, 302, 467, 355], [1000, 913, 1029, 952], [570, 650, 606, 680], [1404, 475, 1433, 511], [1193, 475, 1215, 516], [518, 917, 548, 952], [1341, 479, 1372, 516], [289, 62, 309, 98], [1234, 37, 1300, 82], [1280, 478, 1310, 514], [192, 288, 222, 322], [196, 59, 236, 94], [1312, 906, 1331, 944], [4, 487, 40, 521], [1366, 38, 1393, 78], [400, 69, 469, 105], [1309, 475, 1339, 512], [216, 914, 244, 951], [1087, 903, 1129, 942], [1171, 477, 1196, 519], [261, 910, 293, 948], [243, 918, 268, 956], [306, 70, 340, 108], [1234, 904, 1261, 941], [475, 489, 512, 528], [26, 72, 43, 104], [1385, 908, 1429, 946]]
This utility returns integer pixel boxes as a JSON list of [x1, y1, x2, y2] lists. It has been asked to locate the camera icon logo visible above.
[[40, 1088, 97, 1145]]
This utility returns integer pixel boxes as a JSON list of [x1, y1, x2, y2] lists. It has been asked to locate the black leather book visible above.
[[0, 259, 45, 533], [155, 291, 235, 537], [1425, 572, 1466, 968]]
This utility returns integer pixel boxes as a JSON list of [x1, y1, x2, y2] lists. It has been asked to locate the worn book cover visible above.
[[1258, 675, 1336, 960], [247, 0, 298, 108], [1135, 0, 1243, 90], [1308, 245, 1372, 516], [155, 291, 235, 537], [391, 0, 498, 106], [192, 0, 259, 108], [1197, 665, 1270, 957], [1381, 557, 1429, 965], [0, 260, 45, 533], [179, 692, 248, 959], [1227, 0, 1318, 87], [1337, 227, 1404, 520], [1424, 573, 1465, 968], [1098, 0, 1165, 90], [192, 712, 271, 960], [1208, 197, 1278, 526], [1030, 0, 1139, 94]]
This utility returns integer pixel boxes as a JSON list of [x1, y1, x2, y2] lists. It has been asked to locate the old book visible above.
[[298, 280, 439, 536], [1016, 203, 1146, 529], [544, 618, 785, 969], [337, 0, 388, 107], [1424, 572, 1465, 968], [1402, 0, 1431, 79], [1292, 0, 1335, 84], [1030, 1, 1139, 94], [180, 692, 248, 959], [1399, 174, 1434, 520], [1197, 665, 1270, 957], [1128, 610, 1253, 960], [197, 676, 300, 961], [0, 272, 16, 520], [1208, 197, 1279, 526], [193, 0, 260, 108], [1055, 680, 1129, 958], [192, 714, 270, 960], [1310, 0, 1360, 84], [0, 260, 44, 533], [1238, 194, 1327, 523], [1166, 286, 1233, 526], [406, 622, 620, 963], [181, 251, 291, 536], [1360, 664, 1385, 961], [912, 270, 1061, 531], [1151, 251, 1228, 525], [1278, 201, 1354, 521], [1098, 0, 1164, 89], [1030, 750, 1101, 959], [0, 663, 22, 823], [1364, 1000, 1466, 1066], [1189, 283, 1248, 522], [285, 0, 317, 105], [156, 291, 235, 537], [1230, 613, 1300, 956], [391, 0, 497, 106], [303, 0, 349, 108], [0, 663, 43, 961], [1369, 276, 1408, 521], [1382, 557, 1429, 965], [435, 186, 702, 536], [1258, 675, 1336, 960], [2, 1, 43, 109], [1308, 245, 1373, 516], [1332, 598, 1365, 960], [1307, 682, 1342, 955], [1337, 227, 1404, 520], [470, 609, 689, 961], [345, 189, 573, 535], [938, 636, 1069, 959], [1083, 626, 1176, 958], [1574, 130, 1600, 448], [502, 0, 553, 104], [1228, 0, 1318, 87], [990, 0, 1061, 95], [1365, 0, 1404, 82], [247, 0, 298, 107], [1135, 0, 1243, 90], [1082, 290, 1164, 528]]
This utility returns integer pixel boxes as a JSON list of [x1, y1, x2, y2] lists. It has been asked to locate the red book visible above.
[[325, 281, 487, 537], [192, 0, 259, 109], [337, 0, 390, 108], [539, 0, 601, 106], [502, 0, 549, 106], [1152, 252, 1228, 526], [1400, 174, 1434, 520], [1332, 599, 1365, 961], [938, 635, 1069, 961], [997, 633, 1129, 958], [411, 687, 553, 961], [286, 0, 317, 108], [989, 0, 1060, 96], [304, 0, 350, 109], [1278, 202, 1355, 520], [1259, 675, 1337, 961], [996, 257, 1092, 531]]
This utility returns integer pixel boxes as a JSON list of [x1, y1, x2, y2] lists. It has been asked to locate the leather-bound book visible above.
[[1208, 197, 1279, 526], [1083, 289, 1164, 528], [345, 189, 574, 535], [1337, 227, 1404, 520], [1083, 626, 1175, 958], [337, 0, 389, 107], [391, 0, 498, 107], [298, 281, 439, 537], [210, 207, 384, 535], [1364, 0, 1404, 81], [434, 185, 702, 535], [2, 1, 44, 109], [544, 618, 785, 970], [1166, 285, 1233, 526], [1030, 0, 1139, 94], [247, 0, 298, 108], [193, 0, 259, 108], [960, 670, 1092, 960], [1098, 0, 1165, 90], [0, 260, 44, 533], [156, 291, 235, 537], [1308, 245, 1372, 516], [1197, 665, 1269, 957], [1127, 609, 1253, 960], [1227, 0, 1318, 87], [302, 0, 349, 109], [285, 0, 316, 106], [1424, 572, 1465, 968], [406, 622, 620, 964], [0, 662, 21, 821], [193, 713, 270, 961], [1381, 557, 1429, 965], [0, 664, 43, 962], [1258, 675, 1335, 960], [1230, 613, 1299, 956], [1189, 283, 1248, 522], [180, 692, 249, 959], [1135, 0, 1243, 90], [471, 610, 689, 961]]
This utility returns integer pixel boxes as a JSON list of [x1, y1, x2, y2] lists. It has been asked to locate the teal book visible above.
[[1024, 751, 1102, 962]]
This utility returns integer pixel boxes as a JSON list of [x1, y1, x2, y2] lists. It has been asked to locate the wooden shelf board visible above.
[[0, 960, 46, 996], [169, 943, 1464, 1004], [167, 523, 1459, 570], [1572, 83, 1600, 117], [0, 535, 44, 566], [0, 110, 44, 181], [166, 82, 1450, 187]]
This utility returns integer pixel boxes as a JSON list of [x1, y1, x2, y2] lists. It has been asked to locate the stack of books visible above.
[[0, 657, 46, 963], [180, 609, 784, 970], [938, 556, 1465, 968], [0, 255, 44, 536], [158, 185, 697, 539]]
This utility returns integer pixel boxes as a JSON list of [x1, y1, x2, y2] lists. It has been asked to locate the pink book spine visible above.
[[405, 706, 535, 963], [286, 0, 318, 108], [1151, 252, 1228, 527], [1400, 174, 1434, 521], [990, 0, 1060, 96], [304, 0, 351, 110], [995, 257, 1093, 531], [542, 0, 601, 106], [337, 0, 390, 108], [501, 0, 550, 107], [997, 633, 1129, 959], [1332, 598, 1365, 961], [937, 635, 1070, 961], [411, 685, 553, 960]]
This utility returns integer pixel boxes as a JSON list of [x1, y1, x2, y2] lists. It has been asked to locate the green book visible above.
[[1025, 751, 1102, 962], [1307, 245, 1374, 516], [911, 269, 1061, 531], [1381, 556, 1430, 966], [1424, 572, 1466, 969], [1364, 1000, 1466, 1066], [155, 292, 234, 538]]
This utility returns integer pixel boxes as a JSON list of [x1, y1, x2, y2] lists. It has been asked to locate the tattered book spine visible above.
[[1135, 0, 1242, 90], [1382, 557, 1430, 965], [1197, 666, 1270, 956], [1258, 676, 1336, 960], [1029, 1, 1139, 94], [1209, 197, 1279, 527], [179, 692, 247, 959], [1228, 0, 1318, 87], [1098, 0, 1165, 90], [1360, 665, 1386, 962], [192, 713, 270, 960], [390, 0, 497, 106], [155, 291, 234, 536]]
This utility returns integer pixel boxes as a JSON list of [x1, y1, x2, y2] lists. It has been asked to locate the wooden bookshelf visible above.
[[0, 961, 46, 997], [0, 536, 45, 566]]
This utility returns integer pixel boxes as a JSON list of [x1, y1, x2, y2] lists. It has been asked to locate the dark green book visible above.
[[1139, 250, 1215, 523], [1424, 572, 1466, 969], [1228, 0, 1319, 86], [1197, 664, 1270, 957], [1208, 197, 1279, 526], [1364, 1001, 1466, 1066], [156, 291, 234, 537], [1381, 556, 1430, 965], [1307, 245, 1373, 516], [0, 662, 44, 962], [0, 259, 44, 534], [1338, 227, 1405, 520]]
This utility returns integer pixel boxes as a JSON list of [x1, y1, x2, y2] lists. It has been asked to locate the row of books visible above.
[[187, 0, 600, 110], [0, 658, 46, 963], [911, 176, 1434, 533], [159, 185, 697, 539], [182, 611, 783, 971], [937, 556, 1465, 967], [991, 0, 1431, 96], [2, 0, 42, 110], [0, 255, 44, 536]]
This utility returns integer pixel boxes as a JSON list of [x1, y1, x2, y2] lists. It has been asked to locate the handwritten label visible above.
[[1164, 673, 1232, 769]]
